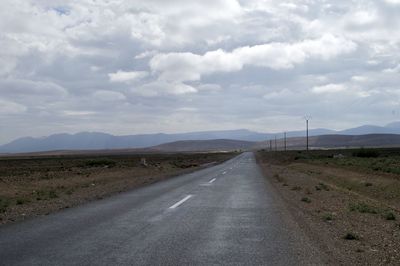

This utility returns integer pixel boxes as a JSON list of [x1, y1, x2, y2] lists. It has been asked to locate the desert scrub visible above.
[[315, 182, 330, 191], [384, 211, 396, 220], [35, 190, 58, 200], [0, 197, 10, 213], [322, 213, 334, 221], [352, 148, 380, 158], [301, 197, 311, 203], [16, 198, 30, 205], [84, 159, 116, 168], [349, 202, 378, 214], [344, 232, 359, 240]]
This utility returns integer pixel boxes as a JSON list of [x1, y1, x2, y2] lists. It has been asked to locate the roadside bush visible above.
[[84, 159, 116, 168], [323, 213, 334, 221], [16, 198, 30, 205], [349, 202, 378, 214], [344, 232, 359, 240], [301, 197, 311, 203], [35, 190, 58, 201], [352, 148, 380, 158], [315, 182, 330, 191], [384, 211, 396, 221], [0, 198, 10, 213]]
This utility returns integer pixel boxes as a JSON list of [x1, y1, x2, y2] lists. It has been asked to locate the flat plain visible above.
[[0, 152, 236, 224], [256, 148, 400, 265]]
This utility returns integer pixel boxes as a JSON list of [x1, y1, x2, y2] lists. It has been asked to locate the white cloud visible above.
[[312, 84, 346, 94], [134, 81, 197, 96], [108, 71, 148, 83], [385, 0, 400, 5], [150, 34, 356, 82], [383, 64, 400, 73]]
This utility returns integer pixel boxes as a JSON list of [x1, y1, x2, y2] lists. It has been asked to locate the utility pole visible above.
[[306, 119, 309, 151], [284, 132, 287, 151], [269, 140, 272, 151], [304, 115, 311, 151], [274, 135, 277, 151]]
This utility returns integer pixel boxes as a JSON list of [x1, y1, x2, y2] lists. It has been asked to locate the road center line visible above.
[[168, 195, 193, 209], [208, 178, 216, 183]]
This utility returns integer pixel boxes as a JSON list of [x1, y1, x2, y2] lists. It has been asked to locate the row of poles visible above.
[[268, 118, 310, 152]]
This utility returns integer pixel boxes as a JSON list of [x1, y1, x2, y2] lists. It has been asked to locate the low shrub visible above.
[[384, 211, 396, 221], [301, 197, 311, 203], [344, 232, 359, 240], [323, 213, 334, 221], [349, 202, 377, 214], [352, 148, 380, 158], [84, 159, 116, 168], [0, 198, 10, 213]]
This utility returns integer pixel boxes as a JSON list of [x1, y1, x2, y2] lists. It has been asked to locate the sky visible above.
[[1, 0, 400, 144]]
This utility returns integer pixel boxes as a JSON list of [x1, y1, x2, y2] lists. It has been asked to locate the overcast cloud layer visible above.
[[1, 0, 400, 143]]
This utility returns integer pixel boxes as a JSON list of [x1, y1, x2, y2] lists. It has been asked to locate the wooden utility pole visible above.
[[306, 119, 309, 151], [274, 135, 277, 151], [284, 132, 287, 151], [269, 140, 272, 151]]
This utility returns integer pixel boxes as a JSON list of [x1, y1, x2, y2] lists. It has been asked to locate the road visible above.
[[0, 152, 324, 265]]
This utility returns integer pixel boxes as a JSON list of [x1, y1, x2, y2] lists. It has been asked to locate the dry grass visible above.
[[256, 149, 400, 265]]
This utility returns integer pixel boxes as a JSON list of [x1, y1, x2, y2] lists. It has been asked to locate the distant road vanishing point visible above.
[[0, 152, 324, 265]]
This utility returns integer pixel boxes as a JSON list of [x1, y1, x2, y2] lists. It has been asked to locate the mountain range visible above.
[[2, 121, 400, 153]]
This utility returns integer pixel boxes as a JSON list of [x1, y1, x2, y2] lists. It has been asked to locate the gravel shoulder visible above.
[[256, 150, 400, 265]]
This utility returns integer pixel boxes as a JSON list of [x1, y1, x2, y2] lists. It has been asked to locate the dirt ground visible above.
[[256, 149, 400, 265], [0, 152, 236, 225]]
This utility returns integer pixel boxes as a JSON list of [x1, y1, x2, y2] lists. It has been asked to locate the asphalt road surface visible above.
[[0, 152, 324, 265]]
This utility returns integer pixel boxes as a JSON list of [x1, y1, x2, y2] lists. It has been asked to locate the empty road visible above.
[[0, 152, 324, 265]]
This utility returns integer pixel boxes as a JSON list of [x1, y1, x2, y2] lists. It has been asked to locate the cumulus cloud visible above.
[[150, 34, 357, 82], [108, 71, 148, 83], [312, 84, 346, 94], [134, 81, 197, 97]]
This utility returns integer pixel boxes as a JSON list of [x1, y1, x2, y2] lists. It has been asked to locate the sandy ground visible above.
[[0, 152, 236, 225], [256, 150, 400, 265]]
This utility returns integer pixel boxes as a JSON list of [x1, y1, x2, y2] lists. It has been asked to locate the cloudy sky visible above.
[[1, 0, 400, 143]]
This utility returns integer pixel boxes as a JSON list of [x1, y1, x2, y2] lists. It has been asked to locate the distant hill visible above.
[[3, 121, 400, 153], [0, 130, 264, 153], [151, 139, 256, 152]]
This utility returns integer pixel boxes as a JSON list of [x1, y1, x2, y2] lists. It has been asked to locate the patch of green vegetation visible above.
[[384, 211, 396, 221], [301, 197, 311, 203], [344, 232, 359, 240], [352, 148, 380, 158], [349, 202, 378, 214], [16, 198, 30, 205], [0, 197, 10, 213], [84, 159, 116, 168], [35, 190, 58, 201], [322, 213, 334, 221], [315, 182, 330, 191]]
